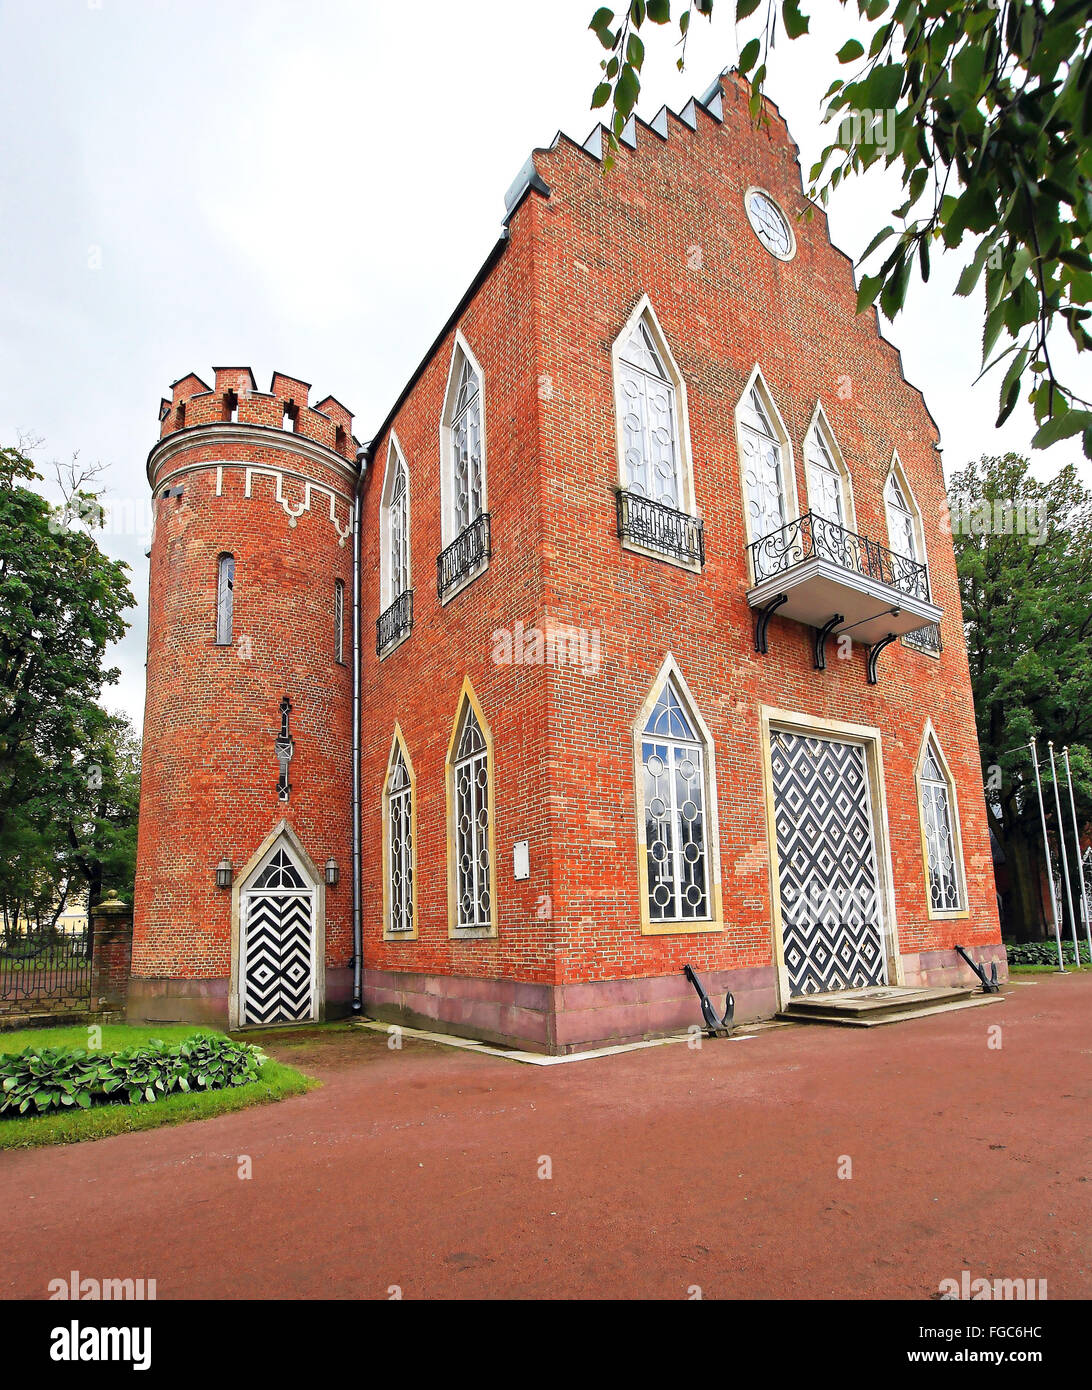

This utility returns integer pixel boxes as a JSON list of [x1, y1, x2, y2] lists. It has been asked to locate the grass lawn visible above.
[[1009, 961, 1092, 974], [0, 1022, 316, 1151]]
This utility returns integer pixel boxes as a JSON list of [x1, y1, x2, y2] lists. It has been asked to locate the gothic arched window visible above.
[[633, 661, 723, 935], [917, 730, 966, 915]]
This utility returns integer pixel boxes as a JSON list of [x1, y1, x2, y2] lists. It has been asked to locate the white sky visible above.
[[1, 0, 1086, 728]]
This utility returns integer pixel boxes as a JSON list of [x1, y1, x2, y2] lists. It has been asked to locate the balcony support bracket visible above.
[[754, 593, 789, 655], [813, 614, 844, 671], [866, 632, 898, 685]]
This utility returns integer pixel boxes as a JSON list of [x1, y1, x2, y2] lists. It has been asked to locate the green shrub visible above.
[[0, 1034, 266, 1117], [1006, 940, 1090, 966]]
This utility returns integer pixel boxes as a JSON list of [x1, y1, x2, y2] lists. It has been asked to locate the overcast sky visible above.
[[1, 0, 1085, 729]]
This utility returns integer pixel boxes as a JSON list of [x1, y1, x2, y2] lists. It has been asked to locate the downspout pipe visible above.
[[351, 446, 367, 1014]]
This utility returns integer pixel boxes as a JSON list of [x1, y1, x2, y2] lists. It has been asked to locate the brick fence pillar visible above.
[[90, 892, 133, 1012]]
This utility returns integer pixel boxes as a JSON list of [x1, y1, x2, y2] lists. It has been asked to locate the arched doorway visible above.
[[237, 831, 320, 1026]]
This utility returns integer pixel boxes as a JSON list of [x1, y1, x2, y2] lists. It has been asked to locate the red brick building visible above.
[[131, 71, 1004, 1050]]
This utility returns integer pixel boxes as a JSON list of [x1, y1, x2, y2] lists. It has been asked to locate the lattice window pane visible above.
[[618, 320, 681, 509], [253, 847, 306, 890], [805, 426, 845, 527], [388, 747, 414, 934], [451, 358, 483, 534], [334, 579, 345, 662], [642, 680, 709, 922], [216, 554, 235, 644], [454, 708, 490, 930], [389, 463, 409, 598], [921, 742, 963, 911], [741, 388, 787, 542], [886, 474, 919, 564]]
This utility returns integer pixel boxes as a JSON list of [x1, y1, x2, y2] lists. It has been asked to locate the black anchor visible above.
[[683, 964, 735, 1037], [954, 944, 1000, 994]]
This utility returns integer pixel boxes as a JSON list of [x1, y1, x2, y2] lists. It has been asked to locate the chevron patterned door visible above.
[[240, 846, 317, 1025], [770, 730, 887, 996]]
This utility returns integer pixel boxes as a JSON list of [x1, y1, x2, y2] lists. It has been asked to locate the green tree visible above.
[[64, 709, 141, 909], [949, 452, 1092, 939], [587, 2, 1092, 457], [0, 444, 134, 925]]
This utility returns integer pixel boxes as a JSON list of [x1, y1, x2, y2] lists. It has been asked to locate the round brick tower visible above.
[[131, 368, 360, 1028]]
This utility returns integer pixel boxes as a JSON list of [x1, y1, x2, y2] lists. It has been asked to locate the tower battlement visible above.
[[157, 367, 358, 463]]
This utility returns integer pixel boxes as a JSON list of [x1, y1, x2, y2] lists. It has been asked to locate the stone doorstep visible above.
[[777, 994, 1004, 1028], [783, 984, 979, 1016]]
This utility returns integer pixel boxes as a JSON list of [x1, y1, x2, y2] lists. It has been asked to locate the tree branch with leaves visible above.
[[588, 0, 1092, 459]]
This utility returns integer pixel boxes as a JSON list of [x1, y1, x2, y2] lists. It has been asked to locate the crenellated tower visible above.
[[131, 368, 360, 1027]]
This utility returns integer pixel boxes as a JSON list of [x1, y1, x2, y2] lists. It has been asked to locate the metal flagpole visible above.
[[1062, 745, 1091, 963], [1030, 737, 1065, 971], [1048, 742, 1080, 967]]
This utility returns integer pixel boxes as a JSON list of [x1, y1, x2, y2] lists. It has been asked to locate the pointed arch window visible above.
[[216, 553, 235, 645], [617, 318, 682, 509], [885, 472, 918, 563], [737, 373, 795, 568], [633, 662, 722, 935], [382, 732, 416, 939], [378, 437, 414, 653], [380, 438, 411, 606], [442, 342, 485, 542], [446, 686, 498, 937], [917, 732, 967, 915], [612, 300, 701, 566], [804, 412, 850, 529]]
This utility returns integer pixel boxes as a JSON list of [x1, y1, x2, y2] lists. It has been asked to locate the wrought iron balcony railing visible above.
[[376, 588, 413, 655], [437, 512, 491, 600], [749, 511, 929, 602], [615, 488, 705, 566], [903, 621, 942, 655]]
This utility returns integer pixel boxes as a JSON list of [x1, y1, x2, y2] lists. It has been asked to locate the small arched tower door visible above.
[[239, 839, 317, 1025]]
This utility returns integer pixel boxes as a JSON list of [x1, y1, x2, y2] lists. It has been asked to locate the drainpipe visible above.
[[351, 445, 368, 1014]]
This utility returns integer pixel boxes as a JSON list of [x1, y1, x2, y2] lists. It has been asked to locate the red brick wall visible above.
[[358, 71, 999, 997], [529, 73, 999, 985], [134, 72, 1000, 1029], [361, 199, 556, 984], [132, 373, 357, 999]]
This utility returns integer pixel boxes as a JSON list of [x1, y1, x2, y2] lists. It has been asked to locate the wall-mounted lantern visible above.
[[325, 858, 339, 887], [215, 858, 233, 889]]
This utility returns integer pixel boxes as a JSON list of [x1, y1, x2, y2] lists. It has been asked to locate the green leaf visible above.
[[836, 39, 864, 64], [738, 37, 761, 74], [781, 0, 809, 39], [736, 0, 762, 18], [856, 273, 884, 313], [592, 82, 612, 109], [1032, 410, 1092, 449]]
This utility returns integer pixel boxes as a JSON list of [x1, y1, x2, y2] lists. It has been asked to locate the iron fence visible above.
[[0, 927, 92, 1013], [748, 511, 930, 602]]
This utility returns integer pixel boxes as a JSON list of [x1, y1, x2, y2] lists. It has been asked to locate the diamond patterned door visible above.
[[770, 731, 887, 996], [240, 846, 316, 1025]]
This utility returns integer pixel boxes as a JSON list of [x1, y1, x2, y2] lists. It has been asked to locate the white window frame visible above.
[[439, 332, 489, 560], [915, 721, 969, 919], [445, 678, 499, 939], [379, 434, 412, 618], [734, 365, 800, 580], [743, 186, 797, 262], [382, 724, 418, 941], [611, 296, 698, 570], [631, 654, 723, 936], [803, 402, 856, 533], [884, 452, 931, 595]]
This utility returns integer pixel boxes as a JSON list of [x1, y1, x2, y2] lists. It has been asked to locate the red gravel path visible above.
[[2, 973, 1089, 1300]]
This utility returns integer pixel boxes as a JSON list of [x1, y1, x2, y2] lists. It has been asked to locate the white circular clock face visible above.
[[745, 188, 795, 261]]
